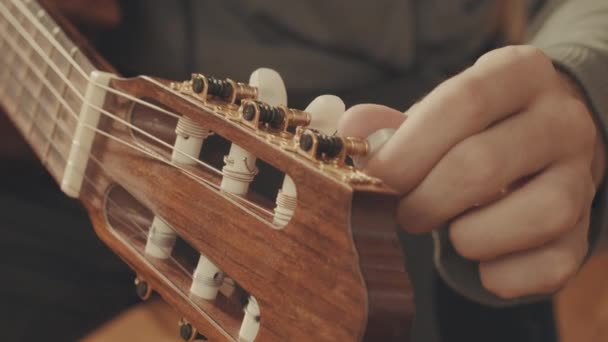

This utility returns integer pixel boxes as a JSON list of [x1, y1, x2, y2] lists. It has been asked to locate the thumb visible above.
[[337, 104, 406, 137], [338, 104, 406, 169]]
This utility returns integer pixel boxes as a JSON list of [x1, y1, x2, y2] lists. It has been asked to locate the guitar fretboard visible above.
[[0, 0, 96, 183]]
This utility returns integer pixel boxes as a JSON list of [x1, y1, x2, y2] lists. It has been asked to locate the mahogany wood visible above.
[[79, 76, 415, 340], [1, 1, 415, 340]]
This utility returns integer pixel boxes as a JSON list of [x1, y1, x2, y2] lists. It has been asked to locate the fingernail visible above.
[[352, 128, 397, 169]]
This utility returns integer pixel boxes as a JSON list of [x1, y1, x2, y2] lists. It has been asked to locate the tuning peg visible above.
[[272, 95, 345, 227], [350, 128, 397, 169], [248, 68, 287, 106], [189, 70, 282, 299], [239, 100, 310, 132], [144, 216, 177, 259], [190, 74, 257, 104], [134, 277, 152, 301], [179, 319, 208, 341], [306, 94, 346, 135], [189, 255, 224, 300], [220, 68, 287, 195], [297, 129, 368, 163], [144, 113, 213, 259]]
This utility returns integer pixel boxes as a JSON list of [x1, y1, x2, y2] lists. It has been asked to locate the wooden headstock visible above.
[[72, 73, 414, 341], [0, 1, 414, 340]]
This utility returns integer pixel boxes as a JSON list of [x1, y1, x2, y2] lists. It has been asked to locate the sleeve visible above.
[[530, 0, 608, 250], [433, 0, 608, 307]]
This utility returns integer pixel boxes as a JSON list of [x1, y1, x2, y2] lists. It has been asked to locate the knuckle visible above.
[[435, 76, 487, 122], [451, 141, 500, 188], [457, 77, 487, 121]]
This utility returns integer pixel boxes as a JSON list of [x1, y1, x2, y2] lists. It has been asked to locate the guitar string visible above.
[[4, 0, 281, 219], [0, 3, 277, 219], [10, 0, 183, 121], [8, 0, 272, 191], [6, 0, 295, 219], [1, 89, 234, 288], [0, 57, 263, 284], [4, 2, 281, 332], [0, 2, 221, 176], [0, 59, 276, 228]]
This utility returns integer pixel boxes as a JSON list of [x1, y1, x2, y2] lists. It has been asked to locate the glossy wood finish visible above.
[[1, 1, 415, 340], [79, 75, 414, 341]]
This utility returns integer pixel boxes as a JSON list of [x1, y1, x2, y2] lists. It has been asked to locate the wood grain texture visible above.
[[2, 1, 416, 340], [75, 75, 415, 341]]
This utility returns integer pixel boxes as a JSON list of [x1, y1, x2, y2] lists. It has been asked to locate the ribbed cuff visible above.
[[543, 44, 608, 251]]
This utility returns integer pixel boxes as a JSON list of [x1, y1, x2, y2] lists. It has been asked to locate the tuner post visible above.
[[239, 296, 261, 342], [134, 277, 152, 301], [145, 115, 212, 259], [272, 95, 346, 228], [296, 128, 368, 165], [240, 100, 310, 132], [190, 74, 257, 104], [144, 216, 177, 259], [190, 255, 224, 300], [179, 319, 208, 341]]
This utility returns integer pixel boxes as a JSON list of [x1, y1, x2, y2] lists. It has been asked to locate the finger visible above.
[[397, 93, 586, 232], [479, 214, 590, 299], [365, 46, 555, 193], [337, 104, 406, 138], [449, 159, 595, 260]]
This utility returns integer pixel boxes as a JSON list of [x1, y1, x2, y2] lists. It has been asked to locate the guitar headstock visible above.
[[77, 69, 414, 341]]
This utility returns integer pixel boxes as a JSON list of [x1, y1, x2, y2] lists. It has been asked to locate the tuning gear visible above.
[[0, 1, 413, 340], [272, 95, 345, 227], [297, 129, 368, 164], [190, 68, 288, 301], [134, 277, 152, 301], [240, 100, 310, 132], [351, 128, 397, 168], [190, 73, 257, 104], [179, 319, 208, 341], [220, 68, 287, 195]]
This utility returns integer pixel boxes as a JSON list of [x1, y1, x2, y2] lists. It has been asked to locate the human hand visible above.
[[339, 45, 606, 299]]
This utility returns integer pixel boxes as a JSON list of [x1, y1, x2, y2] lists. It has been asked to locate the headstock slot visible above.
[[126, 95, 286, 208], [81, 74, 413, 341], [104, 184, 246, 341]]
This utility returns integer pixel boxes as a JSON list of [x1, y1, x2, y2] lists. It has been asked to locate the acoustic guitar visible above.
[[0, 0, 414, 340]]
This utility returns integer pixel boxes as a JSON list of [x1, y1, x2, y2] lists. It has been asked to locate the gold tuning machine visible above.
[[239, 99, 311, 132], [296, 128, 368, 165], [134, 276, 153, 301], [187, 73, 257, 104], [178, 319, 207, 341]]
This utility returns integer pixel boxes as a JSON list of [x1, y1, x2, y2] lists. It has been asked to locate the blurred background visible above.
[[1, 0, 607, 341]]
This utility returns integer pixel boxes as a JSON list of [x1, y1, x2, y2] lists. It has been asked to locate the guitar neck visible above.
[[0, 0, 108, 183]]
